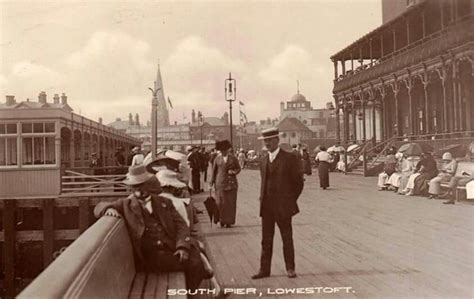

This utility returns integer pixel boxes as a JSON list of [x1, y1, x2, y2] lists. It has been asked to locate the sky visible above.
[[0, 0, 381, 125]]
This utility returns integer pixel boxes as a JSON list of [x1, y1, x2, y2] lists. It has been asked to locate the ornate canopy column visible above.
[[377, 82, 387, 141], [403, 72, 414, 136], [436, 64, 449, 133], [419, 67, 431, 134], [390, 79, 401, 136]]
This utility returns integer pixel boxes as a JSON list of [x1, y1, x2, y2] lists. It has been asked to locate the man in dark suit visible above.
[[187, 146, 202, 193], [252, 128, 304, 279], [94, 165, 211, 290]]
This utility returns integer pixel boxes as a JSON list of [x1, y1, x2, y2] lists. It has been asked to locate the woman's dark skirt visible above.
[[318, 161, 330, 188]]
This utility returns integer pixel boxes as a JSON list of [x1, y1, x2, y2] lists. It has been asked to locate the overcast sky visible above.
[[0, 0, 381, 125]]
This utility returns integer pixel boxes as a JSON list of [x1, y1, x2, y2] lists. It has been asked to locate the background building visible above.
[[280, 89, 338, 139], [331, 0, 473, 145], [0, 92, 139, 196]]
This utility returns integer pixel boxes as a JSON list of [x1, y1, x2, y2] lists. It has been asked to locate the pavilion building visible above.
[[331, 0, 473, 144]]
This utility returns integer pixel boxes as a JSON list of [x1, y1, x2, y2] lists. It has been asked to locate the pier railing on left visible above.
[[0, 193, 127, 298]]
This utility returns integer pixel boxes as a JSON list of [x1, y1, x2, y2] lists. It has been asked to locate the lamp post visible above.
[[148, 85, 161, 159], [199, 114, 204, 146], [225, 73, 236, 147]]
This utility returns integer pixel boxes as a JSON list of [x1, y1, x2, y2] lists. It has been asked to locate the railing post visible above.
[[43, 198, 55, 268], [3, 199, 16, 298], [363, 146, 367, 177], [79, 198, 90, 234]]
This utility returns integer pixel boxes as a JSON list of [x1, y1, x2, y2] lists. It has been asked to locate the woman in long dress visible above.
[[428, 152, 457, 199], [210, 140, 241, 228], [315, 147, 331, 189]]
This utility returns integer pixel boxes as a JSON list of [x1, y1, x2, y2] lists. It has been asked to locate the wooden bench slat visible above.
[[167, 272, 187, 299], [129, 272, 147, 299], [156, 273, 169, 298], [144, 273, 159, 297]]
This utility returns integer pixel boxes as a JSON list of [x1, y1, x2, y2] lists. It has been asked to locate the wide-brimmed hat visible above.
[[123, 165, 154, 186], [131, 146, 140, 153], [258, 127, 283, 140], [146, 152, 180, 173], [156, 169, 187, 189], [442, 152, 453, 161], [216, 140, 232, 152]]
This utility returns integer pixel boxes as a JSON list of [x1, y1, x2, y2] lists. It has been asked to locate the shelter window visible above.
[[0, 123, 18, 166], [20, 122, 56, 166]]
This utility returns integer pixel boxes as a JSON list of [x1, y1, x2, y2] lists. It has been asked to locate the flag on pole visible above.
[[240, 111, 248, 124], [167, 97, 173, 109]]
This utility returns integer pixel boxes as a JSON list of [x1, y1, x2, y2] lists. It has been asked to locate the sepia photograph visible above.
[[0, 0, 473, 298]]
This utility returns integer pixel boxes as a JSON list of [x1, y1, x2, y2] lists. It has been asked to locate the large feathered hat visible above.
[[215, 140, 232, 152]]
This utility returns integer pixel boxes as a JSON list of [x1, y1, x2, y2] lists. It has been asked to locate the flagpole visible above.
[[239, 100, 243, 150]]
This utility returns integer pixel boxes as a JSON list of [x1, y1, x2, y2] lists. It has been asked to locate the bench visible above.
[[440, 161, 474, 201], [18, 216, 187, 299]]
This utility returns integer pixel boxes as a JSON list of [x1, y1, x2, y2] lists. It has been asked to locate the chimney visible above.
[[38, 91, 47, 104], [61, 93, 68, 104], [191, 110, 196, 124], [135, 113, 140, 126], [53, 94, 60, 104], [116, 117, 122, 122], [128, 113, 134, 125], [5, 95, 16, 106], [99, 117, 103, 124]]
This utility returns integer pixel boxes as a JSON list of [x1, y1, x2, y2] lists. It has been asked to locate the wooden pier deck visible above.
[[194, 170, 474, 298]]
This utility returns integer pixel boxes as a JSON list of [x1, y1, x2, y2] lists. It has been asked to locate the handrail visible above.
[[367, 136, 397, 169]]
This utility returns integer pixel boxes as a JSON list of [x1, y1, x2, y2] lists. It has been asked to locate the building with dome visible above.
[[279, 88, 339, 139]]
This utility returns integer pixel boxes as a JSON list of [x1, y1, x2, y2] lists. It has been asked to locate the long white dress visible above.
[[467, 180, 474, 199]]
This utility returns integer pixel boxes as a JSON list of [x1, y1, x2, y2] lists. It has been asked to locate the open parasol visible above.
[[347, 144, 360, 153], [328, 145, 345, 152], [397, 142, 433, 156]]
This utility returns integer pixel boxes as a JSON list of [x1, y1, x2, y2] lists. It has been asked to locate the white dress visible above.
[[467, 180, 474, 199]]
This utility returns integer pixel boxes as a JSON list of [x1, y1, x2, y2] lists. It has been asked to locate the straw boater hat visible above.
[[123, 165, 154, 186], [258, 127, 283, 140]]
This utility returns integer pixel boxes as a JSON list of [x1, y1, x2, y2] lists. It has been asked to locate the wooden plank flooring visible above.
[[193, 169, 474, 298]]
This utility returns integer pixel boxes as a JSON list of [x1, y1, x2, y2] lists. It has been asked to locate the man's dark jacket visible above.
[[94, 194, 191, 263], [259, 149, 304, 218]]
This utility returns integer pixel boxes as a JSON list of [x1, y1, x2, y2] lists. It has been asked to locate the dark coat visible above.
[[211, 154, 241, 191], [94, 194, 191, 263], [259, 149, 304, 218]]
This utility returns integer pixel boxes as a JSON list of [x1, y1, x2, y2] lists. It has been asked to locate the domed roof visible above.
[[290, 93, 307, 102]]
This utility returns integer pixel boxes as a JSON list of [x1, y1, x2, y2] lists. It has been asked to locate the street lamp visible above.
[[148, 85, 161, 159], [225, 73, 236, 147]]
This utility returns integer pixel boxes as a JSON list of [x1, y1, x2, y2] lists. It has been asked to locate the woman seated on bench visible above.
[[427, 152, 457, 199], [94, 165, 213, 291]]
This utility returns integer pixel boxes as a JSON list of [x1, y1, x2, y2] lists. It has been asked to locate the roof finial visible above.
[[297, 80, 300, 94]]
